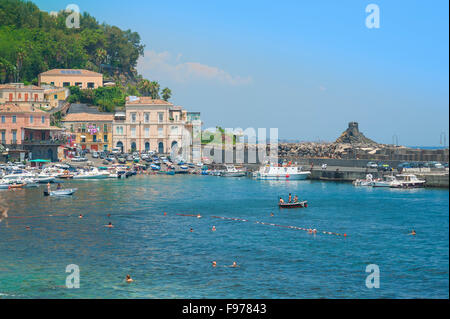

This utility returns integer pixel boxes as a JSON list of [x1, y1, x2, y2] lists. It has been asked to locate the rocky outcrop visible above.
[[335, 122, 378, 145]]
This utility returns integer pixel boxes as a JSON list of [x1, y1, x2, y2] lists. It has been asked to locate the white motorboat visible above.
[[254, 165, 310, 180], [36, 174, 56, 183], [44, 188, 77, 196], [373, 175, 402, 188], [72, 168, 110, 180], [221, 165, 246, 177], [353, 174, 374, 186], [395, 174, 426, 188]]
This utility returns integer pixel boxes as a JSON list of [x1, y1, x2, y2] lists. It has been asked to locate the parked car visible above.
[[111, 148, 121, 155], [92, 151, 99, 158], [366, 162, 378, 169], [72, 156, 88, 162]]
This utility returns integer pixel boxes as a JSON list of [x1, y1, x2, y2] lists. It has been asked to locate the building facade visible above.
[[38, 69, 103, 89], [112, 97, 190, 154], [0, 104, 64, 161], [61, 112, 114, 152]]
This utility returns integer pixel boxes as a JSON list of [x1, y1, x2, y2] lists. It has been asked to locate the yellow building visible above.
[[43, 87, 70, 108], [61, 112, 114, 152], [38, 69, 103, 89]]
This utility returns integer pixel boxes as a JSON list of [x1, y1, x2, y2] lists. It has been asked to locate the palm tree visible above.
[[161, 87, 172, 101], [150, 81, 160, 99], [137, 79, 151, 96]]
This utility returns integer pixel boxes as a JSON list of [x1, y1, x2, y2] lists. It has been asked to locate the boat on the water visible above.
[[72, 168, 109, 180], [353, 174, 374, 186], [254, 165, 310, 180], [279, 201, 308, 209], [221, 165, 246, 177], [44, 188, 77, 196], [373, 175, 402, 188], [395, 174, 426, 188]]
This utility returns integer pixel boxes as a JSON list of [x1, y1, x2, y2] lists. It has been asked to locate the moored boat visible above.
[[254, 165, 310, 180], [44, 188, 77, 196], [221, 165, 246, 177], [395, 174, 426, 188]]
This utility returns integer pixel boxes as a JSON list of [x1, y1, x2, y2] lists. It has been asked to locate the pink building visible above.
[[0, 104, 64, 161]]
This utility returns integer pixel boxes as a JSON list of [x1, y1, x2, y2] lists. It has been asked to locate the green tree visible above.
[[161, 87, 172, 101]]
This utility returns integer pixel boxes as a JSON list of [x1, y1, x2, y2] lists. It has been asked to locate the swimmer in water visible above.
[[197, 214, 202, 219], [279, 197, 284, 204], [212, 226, 216, 232], [164, 212, 167, 216], [105, 222, 114, 228], [190, 228, 194, 232], [26, 226, 31, 230], [79, 214, 83, 219], [125, 275, 133, 283], [312, 229, 317, 234], [212, 261, 217, 267], [107, 213, 111, 217], [230, 261, 239, 268], [409, 230, 416, 236], [270, 212, 274, 217]]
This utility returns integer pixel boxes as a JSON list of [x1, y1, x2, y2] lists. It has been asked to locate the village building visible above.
[[38, 69, 103, 89], [0, 103, 65, 161], [112, 96, 194, 154], [61, 112, 114, 152]]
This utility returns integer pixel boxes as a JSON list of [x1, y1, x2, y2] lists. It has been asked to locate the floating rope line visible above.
[[6, 214, 70, 219], [176, 213, 202, 218], [209, 215, 347, 237]]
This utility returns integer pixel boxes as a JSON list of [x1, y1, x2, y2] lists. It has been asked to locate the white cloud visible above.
[[137, 50, 252, 86]]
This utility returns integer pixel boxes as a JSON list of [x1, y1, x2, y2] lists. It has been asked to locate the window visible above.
[[41, 116, 45, 124], [54, 94, 58, 100], [12, 115, 16, 123], [171, 126, 178, 135], [144, 113, 150, 123], [158, 127, 164, 138], [1, 131, 5, 143], [158, 112, 164, 123], [81, 137, 86, 143], [116, 126, 124, 135], [131, 113, 137, 123], [63, 82, 70, 87], [75, 82, 82, 87], [144, 127, 150, 138], [103, 124, 108, 132], [1, 116, 5, 123], [50, 82, 55, 86], [70, 124, 74, 133], [24, 93, 28, 101], [104, 135, 108, 142], [87, 82, 95, 89], [93, 135, 97, 142], [12, 130, 17, 143], [29, 132, 34, 141], [131, 127, 136, 138], [81, 124, 86, 133], [30, 115, 34, 124]]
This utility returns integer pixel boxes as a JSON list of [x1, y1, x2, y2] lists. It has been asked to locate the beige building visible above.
[[113, 97, 190, 154], [0, 83, 46, 107], [38, 69, 103, 89]]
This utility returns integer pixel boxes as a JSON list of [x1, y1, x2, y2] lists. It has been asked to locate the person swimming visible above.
[[197, 214, 202, 219], [212, 261, 217, 267], [270, 212, 274, 217], [125, 274, 133, 283], [212, 226, 216, 231], [190, 228, 194, 232], [79, 214, 83, 219], [409, 230, 416, 236], [230, 261, 239, 268], [105, 222, 114, 228], [279, 197, 284, 204]]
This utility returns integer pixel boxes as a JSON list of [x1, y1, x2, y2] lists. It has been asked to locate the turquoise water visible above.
[[0, 175, 448, 298]]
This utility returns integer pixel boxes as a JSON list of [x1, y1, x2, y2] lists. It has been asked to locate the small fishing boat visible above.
[[44, 188, 77, 196], [279, 201, 308, 209], [165, 171, 175, 175], [221, 165, 246, 177], [353, 174, 374, 186]]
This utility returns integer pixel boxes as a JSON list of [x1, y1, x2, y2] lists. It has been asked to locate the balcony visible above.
[[23, 138, 67, 146]]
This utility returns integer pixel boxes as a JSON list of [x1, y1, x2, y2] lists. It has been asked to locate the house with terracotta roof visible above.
[[0, 104, 65, 161], [0, 83, 49, 108], [38, 69, 103, 89], [61, 112, 114, 152], [112, 96, 191, 154]]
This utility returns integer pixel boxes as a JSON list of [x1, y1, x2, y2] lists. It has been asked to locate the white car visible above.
[[366, 162, 378, 169], [111, 148, 121, 154]]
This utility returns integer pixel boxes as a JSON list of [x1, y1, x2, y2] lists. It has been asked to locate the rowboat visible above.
[[279, 201, 308, 209], [44, 188, 77, 196]]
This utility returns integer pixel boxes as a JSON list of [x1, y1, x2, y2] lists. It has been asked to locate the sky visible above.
[[35, 0, 449, 146]]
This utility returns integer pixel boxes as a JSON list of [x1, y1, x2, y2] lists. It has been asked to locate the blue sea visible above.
[[0, 175, 448, 298]]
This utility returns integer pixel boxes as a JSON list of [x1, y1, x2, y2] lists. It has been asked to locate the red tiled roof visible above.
[[62, 112, 114, 122], [126, 96, 173, 106], [0, 104, 46, 113], [39, 69, 103, 77]]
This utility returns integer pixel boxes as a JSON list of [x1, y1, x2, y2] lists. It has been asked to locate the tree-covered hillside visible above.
[[0, 0, 172, 109]]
